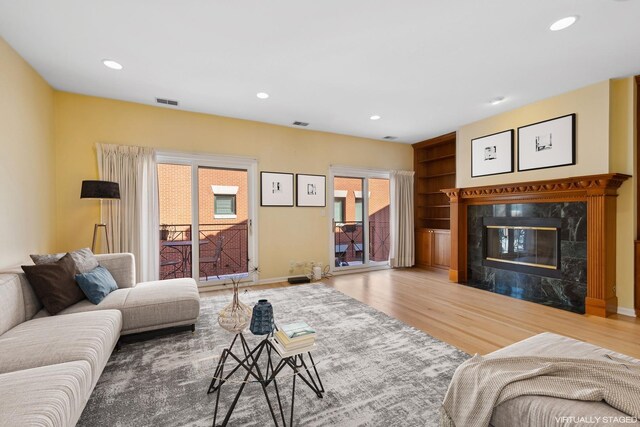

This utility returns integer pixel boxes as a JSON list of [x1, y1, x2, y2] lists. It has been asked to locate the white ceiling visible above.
[[1, 0, 639, 144]]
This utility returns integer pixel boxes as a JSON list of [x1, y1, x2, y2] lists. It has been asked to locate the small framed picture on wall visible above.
[[471, 129, 514, 177], [296, 174, 326, 207], [260, 171, 294, 206], [517, 113, 576, 172]]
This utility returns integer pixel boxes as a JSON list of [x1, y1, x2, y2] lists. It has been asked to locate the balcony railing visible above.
[[334, 221, 390, 266], [160, 222, 248, 281]]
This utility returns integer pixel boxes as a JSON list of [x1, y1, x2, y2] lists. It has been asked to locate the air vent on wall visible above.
[[383, 136, 397, 140], [156, 98, 179, 106], [292, 121, 309, 127]]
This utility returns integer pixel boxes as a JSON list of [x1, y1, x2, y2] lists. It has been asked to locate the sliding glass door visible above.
[[157, 153, 257, 287], [330, 168, 391, 271]]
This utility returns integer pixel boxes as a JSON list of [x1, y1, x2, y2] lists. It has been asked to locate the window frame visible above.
[[214, 194, 237, 219]]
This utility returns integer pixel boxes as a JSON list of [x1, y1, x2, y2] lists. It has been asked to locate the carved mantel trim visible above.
[[443, 173, 629, 203], [443, 173, 630, 317]]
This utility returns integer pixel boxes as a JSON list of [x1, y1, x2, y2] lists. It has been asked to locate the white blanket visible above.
[[440, 355, 640, 427]]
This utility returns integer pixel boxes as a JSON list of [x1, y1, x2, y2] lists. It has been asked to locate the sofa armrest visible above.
[[95, 253, 136, 288]]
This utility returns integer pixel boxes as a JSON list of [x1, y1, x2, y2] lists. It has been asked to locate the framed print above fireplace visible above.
[[471, 129, 514, 178], [517, 113, 576, 172]]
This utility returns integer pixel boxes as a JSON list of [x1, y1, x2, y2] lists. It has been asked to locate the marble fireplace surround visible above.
[[443, 173, 629, 317], [468, 203, 586, 314]]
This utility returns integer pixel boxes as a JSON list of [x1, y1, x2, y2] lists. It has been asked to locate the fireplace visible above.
[[443, 173, 630, 317], [482, 217, 561, 278], [465, 202, 587, 313]]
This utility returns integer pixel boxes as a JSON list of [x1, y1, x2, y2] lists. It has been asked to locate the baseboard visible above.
[[617, 306, 637, 317], [330, 265, 391, 276], [198, 276, 299, 293]]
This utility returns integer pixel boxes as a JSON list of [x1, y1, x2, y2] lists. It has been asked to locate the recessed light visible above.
[[256, 92, 269, 99], [370, 115, 381, 121], [490, 96, 506, 106], [549, 16, 578, 31], [102, 59, 123, 70]]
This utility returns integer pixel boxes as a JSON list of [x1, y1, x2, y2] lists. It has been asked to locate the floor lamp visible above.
[[81, 180, 120, 253]]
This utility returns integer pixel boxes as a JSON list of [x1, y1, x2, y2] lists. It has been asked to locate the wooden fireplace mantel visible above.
[[442, 173, 630, 317]]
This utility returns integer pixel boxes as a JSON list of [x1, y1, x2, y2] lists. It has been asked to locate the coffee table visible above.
[[207, 332, 323, 427]]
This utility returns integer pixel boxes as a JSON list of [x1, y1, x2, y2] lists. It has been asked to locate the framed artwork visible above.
[[296, 174, 326, 207], [260, 172, 294, 206], [518, 113, 576, 172], [471, 129, 514, 177]]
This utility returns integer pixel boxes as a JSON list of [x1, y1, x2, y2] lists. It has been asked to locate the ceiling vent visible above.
[[383, 136, 398, 140], [292, 121, 309, 127], [156, 98, 179, 106]]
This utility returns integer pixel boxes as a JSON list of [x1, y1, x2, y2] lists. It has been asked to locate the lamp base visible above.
[[92, 223, 111, 253]]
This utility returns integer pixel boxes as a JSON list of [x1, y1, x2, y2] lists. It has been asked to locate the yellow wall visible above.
[[0, 38, 55, 268], [457, 81, 610, 188], [52, 92, 413, 280], [610, 77, 636, 313], [457, 79, 637, 312]]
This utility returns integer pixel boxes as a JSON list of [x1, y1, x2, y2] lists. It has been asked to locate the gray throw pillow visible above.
[[30, 248, 99, 273]]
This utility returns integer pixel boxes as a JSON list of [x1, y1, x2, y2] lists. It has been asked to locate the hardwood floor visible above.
[[202, 268, 640, 358]]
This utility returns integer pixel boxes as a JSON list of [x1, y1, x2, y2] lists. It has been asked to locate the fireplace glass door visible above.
[[482, 217, 561, 278], [485, 226, 557, 269]]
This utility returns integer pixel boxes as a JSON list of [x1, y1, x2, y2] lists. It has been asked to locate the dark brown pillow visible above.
[[22, 253, 86, 315]]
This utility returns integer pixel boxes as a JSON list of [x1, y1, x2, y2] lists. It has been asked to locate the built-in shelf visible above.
[[417, 153, 456, 163], [414, 132, 456, 232], [419, 172, 456, 179]]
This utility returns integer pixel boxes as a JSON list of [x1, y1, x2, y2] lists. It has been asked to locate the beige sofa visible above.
[[0, 253, 200, 426]]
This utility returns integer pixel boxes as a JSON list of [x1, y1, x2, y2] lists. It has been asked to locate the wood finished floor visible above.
[[201, 268, 640, 358]]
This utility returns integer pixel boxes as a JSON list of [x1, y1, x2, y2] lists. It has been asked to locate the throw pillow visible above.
[[21, 253, 86, 315], [30, 247, 99, 273], [75, 266, 118, 305]]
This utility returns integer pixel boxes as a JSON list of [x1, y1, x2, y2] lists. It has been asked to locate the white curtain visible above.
[[97, 144, 159, 282], [390, 170, 415, 268]]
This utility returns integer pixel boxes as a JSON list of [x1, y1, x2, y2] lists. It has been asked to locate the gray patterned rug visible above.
[[78, 284, 469, 427]]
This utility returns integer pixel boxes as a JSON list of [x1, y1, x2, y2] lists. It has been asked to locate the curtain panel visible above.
[[390, 170, 415, 268], [97, 144, 159, 282]]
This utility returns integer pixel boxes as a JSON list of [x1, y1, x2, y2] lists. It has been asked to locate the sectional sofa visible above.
[[0, 253, 200, 427]]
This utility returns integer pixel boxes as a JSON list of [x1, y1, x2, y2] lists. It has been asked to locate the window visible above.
[[355, 197, 363, 222], [214, 194, 236, 217], [334, 197, 345, 223], [212, 185, 239, 219]]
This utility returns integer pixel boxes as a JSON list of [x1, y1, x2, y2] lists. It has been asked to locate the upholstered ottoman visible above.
[[487, 333, 640, 427]]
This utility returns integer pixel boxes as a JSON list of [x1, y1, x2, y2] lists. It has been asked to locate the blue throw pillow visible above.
[[75, 266, 118, 304]]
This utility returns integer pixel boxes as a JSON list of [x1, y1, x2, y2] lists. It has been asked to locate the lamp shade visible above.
[[80, 180, 120, 199]]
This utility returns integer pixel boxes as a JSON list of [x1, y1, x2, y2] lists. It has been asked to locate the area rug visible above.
[[78, 284, 469, 426]]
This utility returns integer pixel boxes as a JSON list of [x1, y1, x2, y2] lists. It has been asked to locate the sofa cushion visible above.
[[94, 253, 136, 288], [47, 288, 130, 317], [21, 253, 85, 315], [0, 361, 92, 427], [0, 274, 26, 335], [118, 278, 200, 334], [30, 247, 99, 274], [75, 266, 119, 304], [0, 268, 43, 320], [0, 310, 122, 379]]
